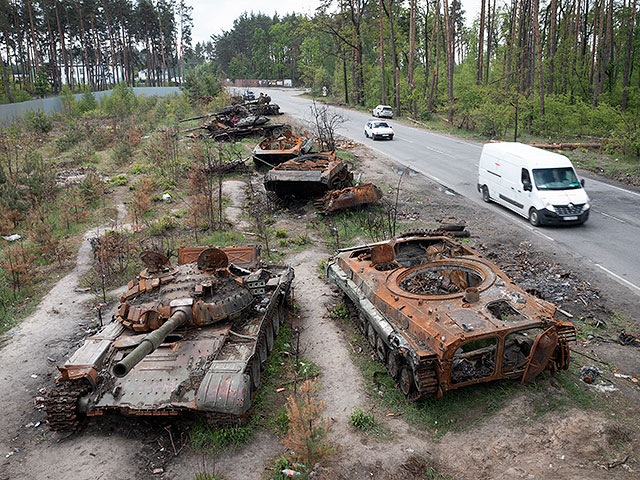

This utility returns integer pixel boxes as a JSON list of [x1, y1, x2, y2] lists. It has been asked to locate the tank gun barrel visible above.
[[112, 308, 189, 378]]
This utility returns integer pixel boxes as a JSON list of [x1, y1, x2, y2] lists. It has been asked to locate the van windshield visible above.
[[532, 167, 581, 190]]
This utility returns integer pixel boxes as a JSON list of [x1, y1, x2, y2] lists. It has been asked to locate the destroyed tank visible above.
[[253, 129, 315, 167], [264, 151, 353, 197], [45, 246, 294, 430], [326, 230, 576, 399]]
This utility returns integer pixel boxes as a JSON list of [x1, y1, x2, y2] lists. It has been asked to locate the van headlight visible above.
[[545, 202, 554, 212], [584, 202, 590, 210]]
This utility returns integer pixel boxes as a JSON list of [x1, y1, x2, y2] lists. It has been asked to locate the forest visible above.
[[0, 0, 202, 100], [211, 0, 640, 154]]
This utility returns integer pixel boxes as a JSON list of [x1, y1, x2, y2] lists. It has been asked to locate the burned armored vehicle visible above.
[[253, 129, 314, 167], [45, 246, 293, 430], [264, 151, 353, 197], [315, 183, 384, 213], [326, 232, 576, 399]]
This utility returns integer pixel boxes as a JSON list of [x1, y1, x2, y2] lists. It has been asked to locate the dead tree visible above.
[[309, 101, 345, 151]]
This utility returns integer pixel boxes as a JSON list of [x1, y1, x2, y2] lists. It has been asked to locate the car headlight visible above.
[[584, 202, 590, 210]]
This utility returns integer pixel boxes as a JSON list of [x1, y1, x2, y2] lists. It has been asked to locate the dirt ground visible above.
[[1, 142, 639, 480]]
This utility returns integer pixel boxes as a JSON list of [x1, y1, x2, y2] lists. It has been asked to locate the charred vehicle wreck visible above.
[[45, 246, 293, 430], [326, 231, 576, 399]]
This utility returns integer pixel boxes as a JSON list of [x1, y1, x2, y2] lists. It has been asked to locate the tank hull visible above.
[[326, 233, 576, 400]]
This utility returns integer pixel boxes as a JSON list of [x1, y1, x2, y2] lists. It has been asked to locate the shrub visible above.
[[275, 228, 288, 238], [111, 142, 133, 165], [147, 215, 178, 236], [349, 407, 377, 431], [107, 174, 128, 186], [24, 110, 53, 133], [55, 126, 84, 152], [78, 87, 97, 113]]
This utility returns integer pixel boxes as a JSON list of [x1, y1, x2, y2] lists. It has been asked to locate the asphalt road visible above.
[[256, 88, 640, 298]]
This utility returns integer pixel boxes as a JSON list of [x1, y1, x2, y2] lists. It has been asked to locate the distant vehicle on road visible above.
[[372, 105, 393, 118], [243, 90, 256, 101], [364, 119, 394, 141], [478, 142, 590, 226]]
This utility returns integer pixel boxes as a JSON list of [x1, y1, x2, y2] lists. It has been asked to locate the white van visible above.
[[477, 142, 590, 226]]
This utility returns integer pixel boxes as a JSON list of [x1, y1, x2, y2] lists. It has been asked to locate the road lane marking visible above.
[[595, 264, 640, 294], [597, 210, 627, 224], [421, 144, 455, 158]]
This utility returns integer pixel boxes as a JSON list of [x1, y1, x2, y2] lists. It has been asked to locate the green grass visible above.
[[190, 423, 253, 451], [200, 230, 247, 247]]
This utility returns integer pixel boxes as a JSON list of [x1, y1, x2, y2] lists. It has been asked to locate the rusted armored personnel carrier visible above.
[[326, 231, 576, 399], [45, 246, 293, 430], [264, 151, 353, 197], [315, 183, 384, 213], [253, 129, 314, 166]]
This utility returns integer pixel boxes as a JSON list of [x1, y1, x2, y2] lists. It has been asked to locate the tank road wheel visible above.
[[386, 352, 400, 379], [367, 323, 377, 349], [399, 366, 416, 397], [266, 323, 275, 352], [375, 336, 387, 362], [482, 185, 491, 203], [258, 338, 268, 367], [250, 358, 261, 391]]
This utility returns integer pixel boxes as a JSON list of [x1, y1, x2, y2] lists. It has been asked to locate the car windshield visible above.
[[532, 167, 581, 190], [374, 122, 389, 128]]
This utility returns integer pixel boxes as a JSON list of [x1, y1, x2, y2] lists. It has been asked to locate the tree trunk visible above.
[[593, 0, 606, 106], [507, 0, 518, 86], [622, 0, 637, 109], [379, 0, 386, 104], [485, 0, 496, 83], [477, 0, 486, 85], [442, 0, 454, 121], [534, 0, 545, 120], [423, 1, 433, 100], [387, 0, 400, 114], [0, 55, 13, 103], [55, 1, 69, 87], [548, 0, 557, 94], [409, 0, 417, 115], [428, 3, 441, 111], [26, 0, 39, 71]]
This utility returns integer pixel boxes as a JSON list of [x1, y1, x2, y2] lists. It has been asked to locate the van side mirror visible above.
[[580, 179, 585, 187], [523, 180, 532, 192]]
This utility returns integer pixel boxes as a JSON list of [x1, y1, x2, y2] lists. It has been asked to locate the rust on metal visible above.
[[264, 151, 353, 197], [315, 183, 383, 213], [252, 129, 314, 166], [326, 231, 576, 400], [45, 246, 293, 430]]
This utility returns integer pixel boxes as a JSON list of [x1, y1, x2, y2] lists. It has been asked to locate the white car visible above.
[[372, 105, 393, 118], [364, 120, 394, 140]]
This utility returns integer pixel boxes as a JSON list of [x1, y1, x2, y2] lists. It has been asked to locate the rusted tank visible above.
[[315, 183, 384, 213], [253, 129, 314, 167], [326, 231, 576, 400], [45, 246, 293, 430], [264, 151, 353, 197]]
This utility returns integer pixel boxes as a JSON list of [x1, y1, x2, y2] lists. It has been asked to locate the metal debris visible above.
[[315, 183, 383, 213], [580, 365, 601, 384]]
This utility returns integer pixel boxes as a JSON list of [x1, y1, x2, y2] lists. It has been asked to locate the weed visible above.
[[296, 359, 319, 378], [275, 228, 288, 238], [55, 127, 84, 152], [317, 258, 327, 277], [25, 110, 53, 133], [147, 216, 178, 236], [107, 175, 128, 186], [111, 142, 133, 165], [329, 303, 349, 321], [190, 422, 253, 451], [270, 456, 309, 480], [349, 407, 376, 430], [200, 230, 246, 247]]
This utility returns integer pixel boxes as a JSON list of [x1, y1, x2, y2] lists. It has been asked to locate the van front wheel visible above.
[[528, 208, 541, 227], [482, 186, 491, 203]]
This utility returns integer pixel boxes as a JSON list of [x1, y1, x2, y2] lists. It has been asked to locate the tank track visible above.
[[44, 379, 92, 431], [398, 225, 469, 238]]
